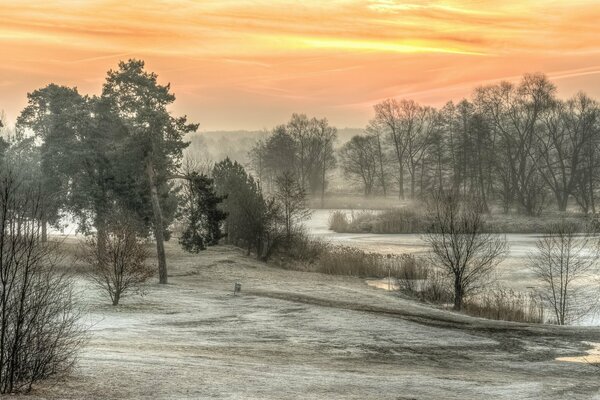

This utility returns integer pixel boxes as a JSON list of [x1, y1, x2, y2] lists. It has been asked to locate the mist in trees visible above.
[[337, 73, 600, 216], [249, 113, 337, 203]]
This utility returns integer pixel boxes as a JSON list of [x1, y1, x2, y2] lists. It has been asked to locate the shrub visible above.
[[328, 210, 349, 232], [0, 172, 84, 393], [329, 206, 429, 234], [83, 222, 154, 306], [284, 231, 330, 264]]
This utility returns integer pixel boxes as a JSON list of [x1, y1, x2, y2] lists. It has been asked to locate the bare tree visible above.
[[83, 219, 154, 306], [365, 121, 390, 196], [373, 99, 406, 199], [339, 135, 380, 196], [274, 171, 311, 244], [528, 221, 599, 325], [475, 74, 555, 215], [424, 192, 508, 310], [0, 170, 83, 393], [536, 94, 600, 211]]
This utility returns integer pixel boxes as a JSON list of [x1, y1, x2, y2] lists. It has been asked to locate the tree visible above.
[[102, 59, 198, 284], [213, 158, 283, 261], [424, 192, 508, 310], [0, 168, 83, 393], [16, 84, 86, 241], [475, 74, 556, 215], [287, 113, 312, 189], [273, 171, 311, 243], [535, 94, 600, 211], [373, 99, 406, 199], [528, 221, 598, 325], [365, 121, 390, 196], [83, 218, 154, 306], [339, 135, 379, 196], [254, 125, 297, 191], [179, 172, 226, 253], [311, 118, 337, 206]]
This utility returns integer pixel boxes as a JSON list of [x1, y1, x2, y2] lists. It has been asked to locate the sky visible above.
[[1, 0, 600, 131]]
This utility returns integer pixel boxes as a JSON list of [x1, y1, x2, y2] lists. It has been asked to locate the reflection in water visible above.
[[556, 342, 600, 364]]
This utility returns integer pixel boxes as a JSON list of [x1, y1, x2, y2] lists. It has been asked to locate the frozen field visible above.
[[21, 239, 600, 399]]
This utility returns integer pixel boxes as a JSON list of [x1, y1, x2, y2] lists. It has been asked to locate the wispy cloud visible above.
[[0, 0, 599, 129]]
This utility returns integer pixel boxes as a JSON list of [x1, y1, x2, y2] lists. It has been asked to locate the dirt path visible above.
[[22, 243, 600, 399]]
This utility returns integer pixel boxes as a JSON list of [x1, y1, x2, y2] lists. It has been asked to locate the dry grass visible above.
[[328, 207, 428, 233], [330, 207, 589, 234], [463, 289, 545, 323]]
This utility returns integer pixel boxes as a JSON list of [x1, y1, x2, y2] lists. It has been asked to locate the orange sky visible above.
[[1, 0, 600, 130]]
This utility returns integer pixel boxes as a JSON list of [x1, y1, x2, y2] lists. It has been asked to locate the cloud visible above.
[[0, 0, 599, 129]]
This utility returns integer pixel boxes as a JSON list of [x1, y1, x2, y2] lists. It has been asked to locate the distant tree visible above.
[[528, 221, 598, 325], [260, 125, 298, 190], [536, 94, 600, 212], [475, 74, 556, 215], [365, 121, 390, 196], [373, 99, 406, 199], [83, 216, 154, 306], [287, 113, 312, 189], [102, 59, 198, 284], [274, 171, 311, 243], [179, 172, 226, 252], [424, 192, 508, 310], [339, 135, 379, 196], [311, 117, 337, 206]]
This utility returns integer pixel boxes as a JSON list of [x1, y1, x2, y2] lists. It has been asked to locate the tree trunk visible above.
[[376, 134, 387, 196], [112, 291, 120, 306], [398, 163, 405, 200], [321, 154, 326, 208], [96, 215, 108, 264], [146, 159, 168, 284], [453, 277, 463, 311], [41, 216, 47, 243]]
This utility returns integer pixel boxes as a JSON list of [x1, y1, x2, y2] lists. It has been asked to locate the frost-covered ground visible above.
[[22, 239, 600, 399]]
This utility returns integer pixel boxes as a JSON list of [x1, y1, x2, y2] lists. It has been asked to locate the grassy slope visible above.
[[21, 238, 600, 399]]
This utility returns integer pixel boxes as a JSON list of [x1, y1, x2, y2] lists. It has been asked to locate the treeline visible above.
[[339, 73, 600, 215], [245, 74, 599, 216]]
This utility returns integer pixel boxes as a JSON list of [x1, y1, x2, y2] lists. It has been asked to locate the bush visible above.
[[396, 263, 453, 304], [328, 210, 349, 232], [83, 222, 154, 306], [329, 207, 429, 233], [0, 173, 84, 393], [284, 231, 330, 264]]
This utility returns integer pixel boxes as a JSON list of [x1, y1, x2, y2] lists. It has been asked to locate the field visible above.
[[21, 238, 600, 399]]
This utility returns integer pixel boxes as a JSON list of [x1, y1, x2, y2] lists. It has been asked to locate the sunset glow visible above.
[[1, 0, 600, 129]]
